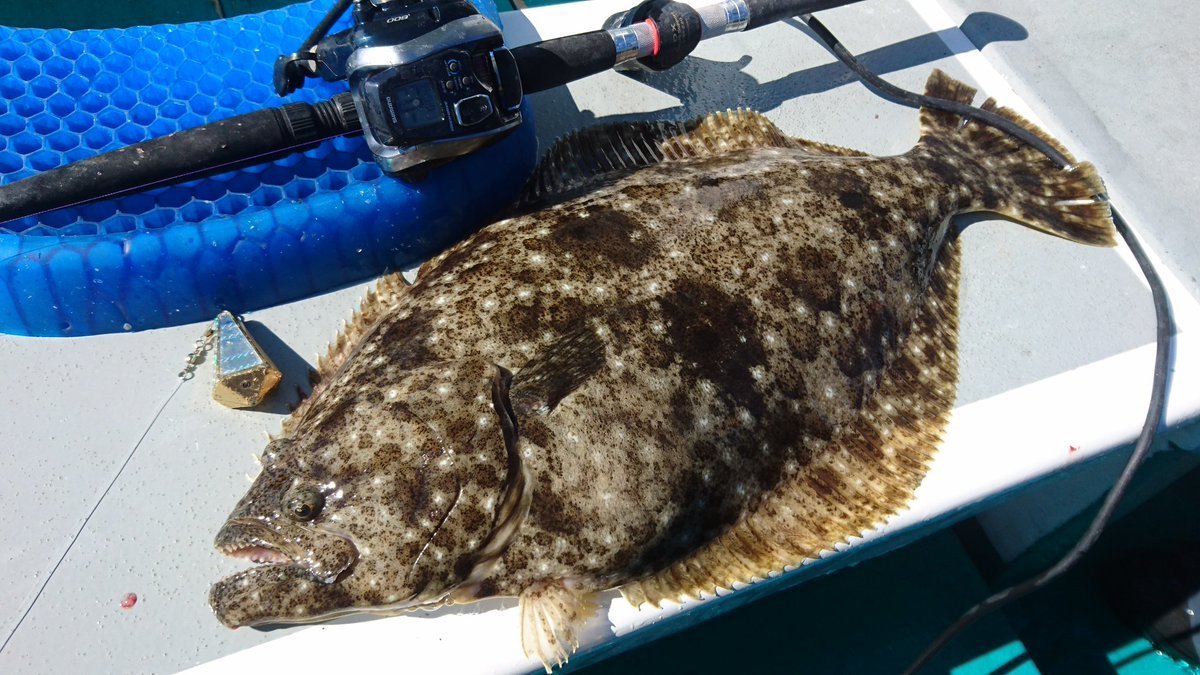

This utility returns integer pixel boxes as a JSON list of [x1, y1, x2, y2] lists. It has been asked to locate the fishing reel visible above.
[[0, 0, 869, 224], [274, 0, 523, 176]]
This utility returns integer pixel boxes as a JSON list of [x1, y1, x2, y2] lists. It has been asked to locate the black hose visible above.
[[511, 31, 618, 95], [300, 0, 354, 53], [0, 94, 361, 225], [743, 0, 864, 31], [798, 13, 1174, 674]]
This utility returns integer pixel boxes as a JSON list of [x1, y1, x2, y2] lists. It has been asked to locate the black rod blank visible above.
[[0, 94, 360, 224]]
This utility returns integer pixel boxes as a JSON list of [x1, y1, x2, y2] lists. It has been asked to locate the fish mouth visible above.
[[221, 544, 292, 566], [210, 519, 360, 627]]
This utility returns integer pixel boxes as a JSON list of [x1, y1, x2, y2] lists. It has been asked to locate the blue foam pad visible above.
[[0, 0, 537, 337]]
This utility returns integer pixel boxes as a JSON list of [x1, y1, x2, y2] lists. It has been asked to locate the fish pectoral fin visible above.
[[510, 327, 606, 416], [519, 581, 601, 672]]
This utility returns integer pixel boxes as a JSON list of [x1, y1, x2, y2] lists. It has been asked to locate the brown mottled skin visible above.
[[210, 72, 1113, 667]]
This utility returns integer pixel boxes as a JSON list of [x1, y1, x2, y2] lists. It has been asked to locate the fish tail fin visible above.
[[917, 69, 1116, 247]]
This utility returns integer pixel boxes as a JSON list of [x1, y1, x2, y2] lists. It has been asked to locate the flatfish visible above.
[[209, 70, 1114, 669]]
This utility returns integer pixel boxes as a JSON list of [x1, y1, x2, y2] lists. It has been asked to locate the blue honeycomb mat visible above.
[[0, 0, 537, 337]]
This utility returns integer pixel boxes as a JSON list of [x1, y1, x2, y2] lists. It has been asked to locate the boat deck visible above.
[[1, 0, 1198, 673]]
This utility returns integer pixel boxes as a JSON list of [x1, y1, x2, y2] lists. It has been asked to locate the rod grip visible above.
[[511, 31, 618, 95]]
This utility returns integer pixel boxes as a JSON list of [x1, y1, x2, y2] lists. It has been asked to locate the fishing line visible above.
[[0, 379, 186, 655], [799, 13, 1174, 674]]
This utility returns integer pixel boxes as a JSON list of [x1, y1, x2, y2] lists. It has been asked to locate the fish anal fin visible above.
[[621, 240, 962, 607], [519, 580, 600, 672], [279, 273, 409, 436], [510, 327, 606, 417]]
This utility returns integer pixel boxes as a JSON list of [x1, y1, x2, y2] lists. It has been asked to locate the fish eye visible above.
[[285, 488, 325, 521]]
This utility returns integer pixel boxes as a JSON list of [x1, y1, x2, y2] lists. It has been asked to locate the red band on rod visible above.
[[645, 18, 661, 57]]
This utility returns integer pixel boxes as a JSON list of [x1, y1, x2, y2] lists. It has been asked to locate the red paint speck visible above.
[[1069, 445, 1080, 454], [121, 593, 138, 610]]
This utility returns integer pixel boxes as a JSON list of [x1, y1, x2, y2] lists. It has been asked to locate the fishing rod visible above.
[[0, 0, 865, 223]]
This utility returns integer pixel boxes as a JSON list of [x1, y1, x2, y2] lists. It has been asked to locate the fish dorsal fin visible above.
[[280, 272, 409, 437], [515, 119, 695, 209], [621, 239, 963, 608], [661, 109, 869, 159], [658, 109, 792, 159], [510, 327, 606, 417], [516, 109, 871, 210]]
